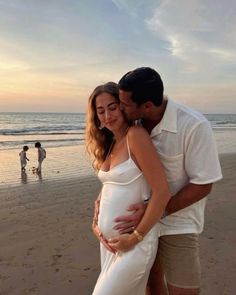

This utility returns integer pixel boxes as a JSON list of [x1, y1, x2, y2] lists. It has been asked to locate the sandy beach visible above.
[[0, 147, 235, 294]]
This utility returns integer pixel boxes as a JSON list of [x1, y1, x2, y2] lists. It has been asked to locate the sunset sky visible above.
[[0, 0, 235, 113]]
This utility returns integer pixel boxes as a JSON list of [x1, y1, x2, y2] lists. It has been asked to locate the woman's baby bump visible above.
[[98, 183, 144, 239]]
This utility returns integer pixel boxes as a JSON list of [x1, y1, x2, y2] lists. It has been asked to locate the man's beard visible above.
[[123, 110, 141, 123], [123, 111, 134, 124]]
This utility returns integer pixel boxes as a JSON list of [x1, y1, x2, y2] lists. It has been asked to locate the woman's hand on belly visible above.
[[108, 233, 139, 252], [92, 221, 116, 253]]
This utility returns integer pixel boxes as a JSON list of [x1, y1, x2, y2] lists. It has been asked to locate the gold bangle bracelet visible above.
[[133, 229, 144, 241]]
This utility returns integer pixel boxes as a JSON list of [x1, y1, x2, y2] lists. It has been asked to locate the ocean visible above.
[[0, 112, 236, 153], [0, 112, 85, 151]]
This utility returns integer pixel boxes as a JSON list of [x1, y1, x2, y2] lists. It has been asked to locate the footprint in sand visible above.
[[26, 246, 35, 256], [51, 254, 62, 267], [19, 287, 38, 295]]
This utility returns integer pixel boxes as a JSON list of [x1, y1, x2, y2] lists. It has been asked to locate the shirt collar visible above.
[[150, 98, 178, 137]]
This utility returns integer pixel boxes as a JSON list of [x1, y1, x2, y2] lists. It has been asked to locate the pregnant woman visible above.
[[86, 82, 170, 295]]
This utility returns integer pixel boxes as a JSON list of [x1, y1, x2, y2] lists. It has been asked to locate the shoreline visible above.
[[0, 143, 233, 188], [0, 145, 93, 187]]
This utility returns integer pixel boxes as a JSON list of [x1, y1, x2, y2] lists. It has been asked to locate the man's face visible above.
[[119, 90, 142, 121]]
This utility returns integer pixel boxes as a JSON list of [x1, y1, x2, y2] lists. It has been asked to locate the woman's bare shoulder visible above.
[[127, 125, 149, 140]]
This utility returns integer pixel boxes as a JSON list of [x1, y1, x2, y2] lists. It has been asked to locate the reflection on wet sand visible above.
[[21, 171, 28, 184], [32, 168, 43, 182]]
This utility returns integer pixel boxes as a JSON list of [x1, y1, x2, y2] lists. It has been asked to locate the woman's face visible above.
[[95, 92, 125, 132]]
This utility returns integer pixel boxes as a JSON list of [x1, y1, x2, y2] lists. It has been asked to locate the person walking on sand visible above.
[[86, 82, 170, 295], [19, 145, 29, 172], [35, 142, 46, 173], [112, 67, 222, 295]]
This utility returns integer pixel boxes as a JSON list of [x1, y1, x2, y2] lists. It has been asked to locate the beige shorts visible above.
[[153, 234, 201, 289]]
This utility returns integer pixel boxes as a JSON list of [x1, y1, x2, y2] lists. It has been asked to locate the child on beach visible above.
[[19, 146, 29, 172], [35, 142, 46, 173]]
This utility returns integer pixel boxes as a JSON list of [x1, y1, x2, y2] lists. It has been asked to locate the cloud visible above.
[[146, 0, 236, 75], [111, 0, 159, 17], [0, 0, 235, 112]]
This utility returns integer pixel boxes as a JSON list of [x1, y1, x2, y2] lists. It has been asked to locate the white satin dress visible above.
[[92, 138, 160, 295]]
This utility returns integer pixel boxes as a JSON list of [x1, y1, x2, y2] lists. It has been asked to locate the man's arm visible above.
[[114, 202, 147, 233], [165, 183, 212, 216], [114, 183, 212, 233]]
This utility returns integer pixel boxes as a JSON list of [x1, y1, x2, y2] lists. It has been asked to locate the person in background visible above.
[[19, 145, 29, 172], [35, 142, 46, 173]]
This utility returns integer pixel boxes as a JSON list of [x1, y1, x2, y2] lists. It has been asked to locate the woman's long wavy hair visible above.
[[86, 82, 119, 171]]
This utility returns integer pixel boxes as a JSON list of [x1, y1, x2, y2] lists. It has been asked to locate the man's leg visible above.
[[167, 284, 199, 295], [147, 236, 168, 295], [148, 263, 168, 295], [148, 234, 201, 295]]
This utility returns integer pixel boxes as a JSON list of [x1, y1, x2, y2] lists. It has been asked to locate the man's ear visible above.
[[143, 101, 153, 111]]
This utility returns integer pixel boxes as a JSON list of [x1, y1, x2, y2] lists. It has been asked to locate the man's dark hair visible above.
[[118, 67, 164, 106]]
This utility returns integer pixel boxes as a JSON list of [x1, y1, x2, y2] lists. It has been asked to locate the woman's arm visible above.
[[92, 192, 101, 225], [109, 126, 171, 251], [92, 192, 115, 253]]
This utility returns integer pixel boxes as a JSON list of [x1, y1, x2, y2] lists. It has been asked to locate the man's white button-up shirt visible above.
[[150, 99, 222, 235]]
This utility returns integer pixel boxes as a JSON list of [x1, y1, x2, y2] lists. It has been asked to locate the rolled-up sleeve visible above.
[[185, 120, 222, 184]]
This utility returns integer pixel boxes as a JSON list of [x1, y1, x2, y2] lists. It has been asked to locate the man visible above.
[[114, 67, 222, 295]]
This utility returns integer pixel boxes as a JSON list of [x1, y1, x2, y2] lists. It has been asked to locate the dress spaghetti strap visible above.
[[126, 134, 131, 159]]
